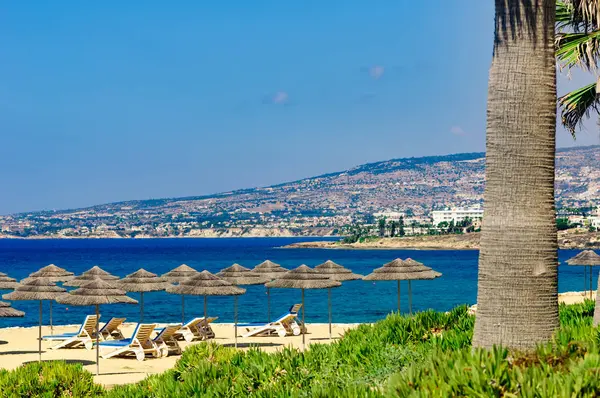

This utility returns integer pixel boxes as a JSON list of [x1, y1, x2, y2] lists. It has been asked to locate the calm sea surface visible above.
[[0, 238, 590, 327]]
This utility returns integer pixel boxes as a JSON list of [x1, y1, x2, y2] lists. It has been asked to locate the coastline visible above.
[[282, 230, 600, 250]]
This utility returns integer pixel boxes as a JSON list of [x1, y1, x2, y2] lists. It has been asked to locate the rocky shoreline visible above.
[[283, 230, 600, 250]]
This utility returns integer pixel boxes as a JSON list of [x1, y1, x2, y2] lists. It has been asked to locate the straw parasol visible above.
[[266, 265, 341, 350], [0, 272, 19, 290], [363, 258, 441, 314], [167, 271, 245, 347], [0, 301, 24, 317], [567, 250, 600, 299], [252, 260, 288, 322], [3, 279, 66, 361], [162, 264, 200, 324], [22, 264, 74, 335], [315, 260, 363, 340], [117, 269, 172, 322], [56, 278, 138, 375], [21, 264, 74, 283], [63, 266, 119, 287], [218, 263, 270, 285], [218, 264, 270, 347]]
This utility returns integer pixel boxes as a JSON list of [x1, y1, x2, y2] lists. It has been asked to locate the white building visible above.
[[432, 208, 483, 226]]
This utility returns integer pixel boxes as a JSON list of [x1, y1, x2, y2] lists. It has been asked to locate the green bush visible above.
[[106, 306, 473, 397], [0, 360, 103, 397], [388, 301, 600, 397], [7, 302, 600, 397]]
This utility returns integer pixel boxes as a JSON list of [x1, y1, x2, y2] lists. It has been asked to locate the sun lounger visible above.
[[99, 323, 158, 361], [43, 315, 99, 350], [153, 324, 182, 357], [241, 310, 302, 338], [98, 317, 126, 340], [174, 317, 218, 342]]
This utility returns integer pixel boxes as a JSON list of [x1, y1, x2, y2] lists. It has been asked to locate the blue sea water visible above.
[[0, 238, 591, 328]]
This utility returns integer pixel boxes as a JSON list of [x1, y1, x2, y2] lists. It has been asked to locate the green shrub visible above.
[[10, 302, 600, 397], [387, 300, 600, 397], [0, 361, 103, 397]]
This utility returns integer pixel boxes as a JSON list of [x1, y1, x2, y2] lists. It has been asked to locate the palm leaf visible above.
[[569, 0, 600, 27], [556, 30, 600, 70], [557, 1, 597, 31], [558, 82, 598, 135]]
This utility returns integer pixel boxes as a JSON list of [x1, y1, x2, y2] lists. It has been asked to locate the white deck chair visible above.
[[197, 317, 218, 340], [241, 312, 301, 338], [174, 317, 218, 342], [99, 323, 158, 361], [98, 317, 126, 340], [43, 315, 99, 350], [153, 324, 182, 357]]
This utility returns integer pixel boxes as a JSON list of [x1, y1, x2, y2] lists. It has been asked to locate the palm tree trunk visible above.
[[473, 0, 559, 350]]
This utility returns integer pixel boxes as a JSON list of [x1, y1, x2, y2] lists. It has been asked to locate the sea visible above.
[[0, 238, 591, 328]]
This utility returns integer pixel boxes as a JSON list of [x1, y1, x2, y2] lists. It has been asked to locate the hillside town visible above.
[[1, 146, 598, 239]]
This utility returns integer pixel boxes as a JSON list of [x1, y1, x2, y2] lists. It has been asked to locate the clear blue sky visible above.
[[1, 1, 597, 214]]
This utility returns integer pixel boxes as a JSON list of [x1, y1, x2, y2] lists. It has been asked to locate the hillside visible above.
[[1, 146, 598, 238]]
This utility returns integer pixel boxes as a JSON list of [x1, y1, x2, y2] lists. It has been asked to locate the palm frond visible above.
[[556, 30, 600, 70], [568, 0, 600, 28], [557, 1, 596, 31], [558, 82, 599, 135]]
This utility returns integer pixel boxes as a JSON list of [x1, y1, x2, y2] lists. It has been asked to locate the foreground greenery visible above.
[[5, 301, 600, 396]]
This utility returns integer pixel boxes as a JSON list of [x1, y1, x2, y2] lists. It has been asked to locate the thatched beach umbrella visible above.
[[218, 264, 270, 347], [363, 258, 441, 314], [22, 264, 74, 335], [117, 269, 172, 322], [0, 301, 24, 317], [3, 279, 66, 361], [266, 265, 341, 350], [252, 260, 288, 322], [167, 271, 246, 347], [162, 264, 200, 324], [315, 260, 363, 340], [63, 266, 119, 287], [0, 273, 19, 290], [218, 263, 270, 285], [56, 279, 138, 376], [567, 250, 600, 299]]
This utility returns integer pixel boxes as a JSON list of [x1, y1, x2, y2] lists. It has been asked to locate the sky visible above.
[[1, 1, 598, 214]]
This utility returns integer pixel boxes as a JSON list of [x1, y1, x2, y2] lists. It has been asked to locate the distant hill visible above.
[[1, 146, 598, 238]]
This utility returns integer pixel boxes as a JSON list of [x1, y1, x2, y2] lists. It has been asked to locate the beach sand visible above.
[[0, 322, 359, 387]]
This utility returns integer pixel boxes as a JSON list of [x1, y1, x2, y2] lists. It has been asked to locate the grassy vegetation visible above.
[[4, 301, 600, 397]]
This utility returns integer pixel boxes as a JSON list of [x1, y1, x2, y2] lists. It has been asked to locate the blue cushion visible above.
[[98, 338, 132, 347], [42, 332, 78, 339]]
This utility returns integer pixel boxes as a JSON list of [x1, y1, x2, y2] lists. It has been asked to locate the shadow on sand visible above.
[[22, 359, 96, 366], [1, 350, 46, 356], [221, 342, 283, 349]]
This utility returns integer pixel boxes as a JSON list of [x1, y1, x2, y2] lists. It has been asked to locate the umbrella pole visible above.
[[591, 266, 594, 300], [204, 296, 207, 319], [585, 266, 588, 295], [301, 289, 305, 351], [38, 300, 42, 362], [267, 287, 271, 323], [50, 301, 53, 335], [234, 296, 238, 349], [181, 295, 185, 325], [408, 280, 413, 315], [96, 304, 100, 376], [397, 280, 401, 314], [140, 292, 144, 323], [328, 288, 332, 340]]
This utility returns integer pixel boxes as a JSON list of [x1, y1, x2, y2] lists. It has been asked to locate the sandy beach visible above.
[[0, 322, 359, 387]]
